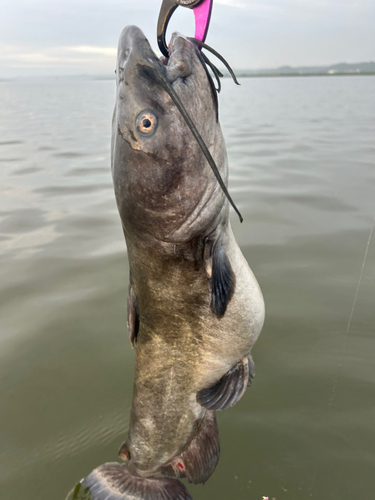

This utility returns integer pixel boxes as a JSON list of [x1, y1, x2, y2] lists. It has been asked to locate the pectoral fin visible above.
[[127, 284, 139, 347], [205, 236, 235, 318], [197, 358, 253, 411]]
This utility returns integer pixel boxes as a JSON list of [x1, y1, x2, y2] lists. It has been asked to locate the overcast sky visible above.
[[1, 0, 374, 77]]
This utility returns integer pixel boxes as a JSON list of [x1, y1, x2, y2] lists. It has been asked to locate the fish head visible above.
[[112, 25, 228, 243]]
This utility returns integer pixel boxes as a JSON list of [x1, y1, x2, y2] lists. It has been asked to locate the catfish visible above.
[[79, 25, 265, 500]]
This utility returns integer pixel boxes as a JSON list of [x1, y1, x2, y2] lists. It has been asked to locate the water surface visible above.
[[0, 75, 374, 500]]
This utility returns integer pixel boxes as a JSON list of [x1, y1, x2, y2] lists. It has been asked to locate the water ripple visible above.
[[0, 76, 374, 500], [34, 184, 113, 196]]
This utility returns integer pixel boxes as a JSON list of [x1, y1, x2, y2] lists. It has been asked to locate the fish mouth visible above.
[[116, 26, 195, 86]]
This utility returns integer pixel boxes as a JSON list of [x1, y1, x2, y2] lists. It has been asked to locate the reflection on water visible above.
[[0, 76, 374, 500]]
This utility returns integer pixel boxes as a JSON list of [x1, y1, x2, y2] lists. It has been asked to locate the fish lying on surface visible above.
[[79, 25, 265, 500]]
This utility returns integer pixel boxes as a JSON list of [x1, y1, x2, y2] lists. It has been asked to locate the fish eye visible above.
[[136, 111, 158, 137]]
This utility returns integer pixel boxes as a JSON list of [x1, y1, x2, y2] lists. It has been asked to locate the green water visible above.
[[0, 76, 374, 500]]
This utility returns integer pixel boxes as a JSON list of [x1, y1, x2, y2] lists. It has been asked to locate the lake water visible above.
[[0, 75, 374, 500]]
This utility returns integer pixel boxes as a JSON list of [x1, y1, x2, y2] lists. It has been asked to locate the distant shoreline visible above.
[[1, 61, 374, 81], [1, 73, 374, 82], [95, 72, 375, 80]]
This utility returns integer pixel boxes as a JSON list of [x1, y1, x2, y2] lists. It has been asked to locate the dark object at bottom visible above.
[[79, 463, 192, 500]]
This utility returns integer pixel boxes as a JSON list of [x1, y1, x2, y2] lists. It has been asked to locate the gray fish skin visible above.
[[82, 25, 265, 500]]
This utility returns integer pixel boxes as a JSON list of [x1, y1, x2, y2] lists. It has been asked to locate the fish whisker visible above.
[[196, 50, 219, 122], [200, 52, 222, 93], [188, 38, 240, 86]]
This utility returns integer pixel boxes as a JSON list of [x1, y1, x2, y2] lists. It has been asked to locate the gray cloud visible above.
[[0, 0, 374, 76]]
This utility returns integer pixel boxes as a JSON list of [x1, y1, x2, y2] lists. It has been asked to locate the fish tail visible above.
[[79, 462, 192, 500]]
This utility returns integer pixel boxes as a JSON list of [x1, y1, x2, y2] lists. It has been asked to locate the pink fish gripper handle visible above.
[[193, 0, 213, 43]]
